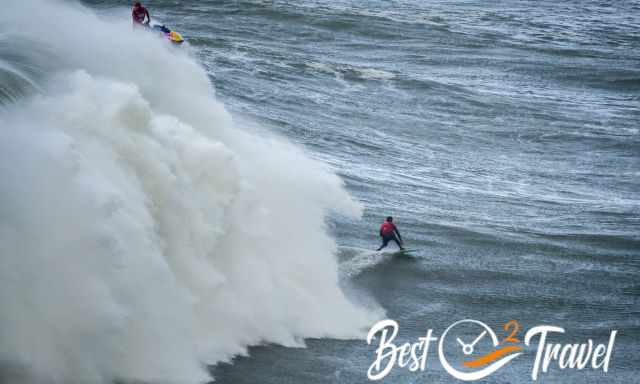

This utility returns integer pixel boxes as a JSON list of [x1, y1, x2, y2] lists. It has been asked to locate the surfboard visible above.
[[395, 248, 419, 256], [377, 248, 419, 256]]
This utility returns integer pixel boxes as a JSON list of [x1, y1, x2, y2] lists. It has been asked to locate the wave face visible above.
[[0, 1, 378, 383]]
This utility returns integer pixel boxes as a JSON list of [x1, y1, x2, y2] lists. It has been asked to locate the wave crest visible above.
[[0, 1, 378, 383]]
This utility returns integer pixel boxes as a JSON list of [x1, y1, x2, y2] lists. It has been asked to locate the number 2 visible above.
[[502, 320, 521, 344]]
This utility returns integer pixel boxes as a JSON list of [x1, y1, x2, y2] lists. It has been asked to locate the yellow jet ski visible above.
[[151, 24, 184, 44]]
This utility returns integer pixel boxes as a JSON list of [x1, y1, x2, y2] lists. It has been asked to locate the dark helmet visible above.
[[386, 216, 393, 222], [134, 2, 142, 7]]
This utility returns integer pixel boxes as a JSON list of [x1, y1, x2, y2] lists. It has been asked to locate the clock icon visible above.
[[438, 319, 522, 381], [457, 329, 487, 355]]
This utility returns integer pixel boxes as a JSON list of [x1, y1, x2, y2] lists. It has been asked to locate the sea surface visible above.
[[162, 1, 640, 382], [2, 0, 639, 383]]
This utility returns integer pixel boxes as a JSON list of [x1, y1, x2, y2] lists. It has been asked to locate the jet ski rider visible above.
[[132, 2, 150, 27]]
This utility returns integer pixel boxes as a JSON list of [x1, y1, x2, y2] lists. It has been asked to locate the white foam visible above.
[[0, 1, 380, 383], [338, 247, 393, 278], [356, 68, 396, 81]]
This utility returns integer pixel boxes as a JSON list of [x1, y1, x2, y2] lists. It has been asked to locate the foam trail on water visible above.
[[0, 1, 379, 383]]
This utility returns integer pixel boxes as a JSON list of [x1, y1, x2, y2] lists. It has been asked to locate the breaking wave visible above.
[[0, 1, 378, 383]]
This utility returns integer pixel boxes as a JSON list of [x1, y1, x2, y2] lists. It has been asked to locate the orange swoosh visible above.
[[463, 345, 522, 368]]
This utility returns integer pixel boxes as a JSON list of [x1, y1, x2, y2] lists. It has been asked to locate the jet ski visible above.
[[151, 23, 185, 44]]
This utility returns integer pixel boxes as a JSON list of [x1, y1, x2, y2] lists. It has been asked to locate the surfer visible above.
[[132, 2, 151, 26], [377, 216, 404, 251]]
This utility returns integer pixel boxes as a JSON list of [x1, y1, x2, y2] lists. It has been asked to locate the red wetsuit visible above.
[[378, 221, 403, 250], [380, 222, 397, 236]]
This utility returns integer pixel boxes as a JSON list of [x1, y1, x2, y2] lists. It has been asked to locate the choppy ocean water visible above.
[[1, 0, 639, 383], [164, 2, 639, 381]]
